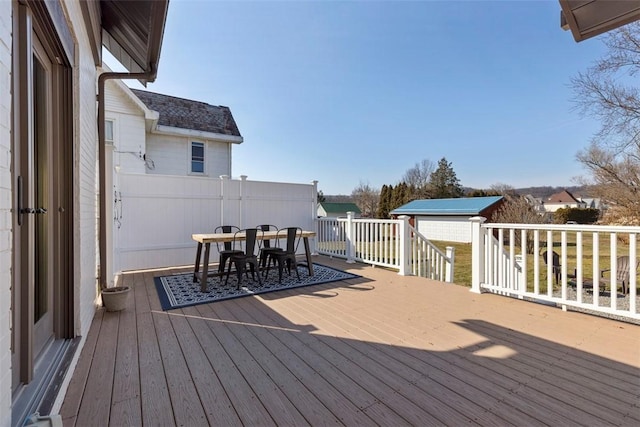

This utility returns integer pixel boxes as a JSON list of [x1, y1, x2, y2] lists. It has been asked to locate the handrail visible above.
[[316, 213, 455, 282], [470, 216, 639, 322]]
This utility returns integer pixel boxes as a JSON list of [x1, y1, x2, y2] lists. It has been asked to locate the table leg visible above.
[[304, 237, 314, 276], [193, 242, 203, 282], [201, 242, 210, 292]]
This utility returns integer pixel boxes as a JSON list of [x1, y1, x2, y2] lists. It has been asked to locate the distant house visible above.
[[105, 81, 243, 176], [523, 194, 547, 214], [390, 196, 504, 243], [317, 202, 362, 218], [544, 190, 585, 213], [578, 197, 605, 211]]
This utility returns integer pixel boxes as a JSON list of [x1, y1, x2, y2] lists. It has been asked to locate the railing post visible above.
[[470, 216, 486, 294], [346, 211, 355, 263], [398, 215, 411, 275], [445, 246, 455, 283], [220, 175, 229, 226], [311, 180, 318, 254], [240, 175, 247, 229]]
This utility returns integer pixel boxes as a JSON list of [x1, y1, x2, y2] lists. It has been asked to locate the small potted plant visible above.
[[101, 279, 131, 312]]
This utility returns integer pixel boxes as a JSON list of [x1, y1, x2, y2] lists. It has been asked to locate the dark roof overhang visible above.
[[81, 0, 169, 84], [560, 0, 640, 42]]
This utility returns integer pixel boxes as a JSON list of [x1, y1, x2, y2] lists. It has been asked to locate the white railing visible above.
[[470, 217, 639, 322], [316, 213, 455, 281], [409, 225, 455, 282]]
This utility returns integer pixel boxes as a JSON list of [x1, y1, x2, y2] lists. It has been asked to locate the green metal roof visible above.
[[390, 196, 503, 216], [319, 202, 361, 214]]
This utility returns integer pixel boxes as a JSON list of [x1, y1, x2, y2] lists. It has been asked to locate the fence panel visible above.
[[113, 174, 316, 272]]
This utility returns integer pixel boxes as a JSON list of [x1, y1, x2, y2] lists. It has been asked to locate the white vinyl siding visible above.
[[104, 81, 147, 174], [145, 134, 231, 177]]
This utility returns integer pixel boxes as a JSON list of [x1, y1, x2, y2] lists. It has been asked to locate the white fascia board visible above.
[[154, 124, 244, 144]]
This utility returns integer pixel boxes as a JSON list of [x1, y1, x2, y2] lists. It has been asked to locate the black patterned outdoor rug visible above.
[[154, 263, 360, 311]]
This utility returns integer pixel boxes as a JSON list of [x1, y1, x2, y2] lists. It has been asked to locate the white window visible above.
[[191, 141, 205, 173], [105, 119, 114, 145]]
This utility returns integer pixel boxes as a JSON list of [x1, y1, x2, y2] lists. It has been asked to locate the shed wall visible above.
[[416, 215, 472, 243]]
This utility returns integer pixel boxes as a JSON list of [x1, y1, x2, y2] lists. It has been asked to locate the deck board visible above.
[[60, 256, 640, 426], [74, 310, 118, 426]]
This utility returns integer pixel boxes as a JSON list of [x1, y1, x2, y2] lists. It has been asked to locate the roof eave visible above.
[[100, 0, 169, 85], [559, 0, 640, 42], [154, 124, 244, 143]]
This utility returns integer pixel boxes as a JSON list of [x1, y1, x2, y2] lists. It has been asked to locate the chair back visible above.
[[235, 228, 262, 257], [277, 227, 302, 254], [215, 225, 240, 251], [615, 256, 636, 282], [541, 251, 560, 269], [257, 224, 278, 248]]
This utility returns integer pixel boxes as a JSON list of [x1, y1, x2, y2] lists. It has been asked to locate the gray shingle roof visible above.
[[131, 89, 241, 137]]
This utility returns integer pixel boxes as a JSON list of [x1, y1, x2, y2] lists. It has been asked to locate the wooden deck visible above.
[[60, 256, 640, 426]]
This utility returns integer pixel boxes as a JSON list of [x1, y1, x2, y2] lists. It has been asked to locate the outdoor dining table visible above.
[[191, 229, 317, 292]]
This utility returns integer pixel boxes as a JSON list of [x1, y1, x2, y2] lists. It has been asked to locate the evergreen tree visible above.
[[377, 184, 392, 218], [391, 182, 410, 211], [317, 190, 326, 203], [428, 157, 464, 198]]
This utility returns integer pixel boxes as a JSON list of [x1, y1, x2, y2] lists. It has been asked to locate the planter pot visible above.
[[101, 286, 131, 312]]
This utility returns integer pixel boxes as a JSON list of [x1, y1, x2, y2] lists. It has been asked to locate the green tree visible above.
[[391, 182, 410, 211], [377, 184, 393, 218], [317, 190, 326, 203], [428, 157, 463, 198]]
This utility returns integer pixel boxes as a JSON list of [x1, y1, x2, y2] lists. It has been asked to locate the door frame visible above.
[[11, 0, 75, 391]]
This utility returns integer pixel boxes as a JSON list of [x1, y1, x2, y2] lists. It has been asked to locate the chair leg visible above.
[[224, 259, 234, 286], [292, 259, 300, 280], [218, 253, 228, 274], [236, 262, 245, 289], [277, 258, 285, 283], [250, 262, 262, 285]]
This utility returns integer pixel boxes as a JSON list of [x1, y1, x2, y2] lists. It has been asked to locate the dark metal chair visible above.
[[257, 224, 281, 271], [265, 227, 302, 283], [224, 228, 263, 289], [541, 250, 576, 285], [541, 250, 561, 284], [215, 225, 242, 274]]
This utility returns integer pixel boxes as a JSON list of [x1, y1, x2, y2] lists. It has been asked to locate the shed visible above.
[[317, 202, 361, 218], [390, 196, 504, 243]]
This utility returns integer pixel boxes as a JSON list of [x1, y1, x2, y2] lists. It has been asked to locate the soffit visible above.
[[560, 0, 640, 42], [101, 0, 169, 82]]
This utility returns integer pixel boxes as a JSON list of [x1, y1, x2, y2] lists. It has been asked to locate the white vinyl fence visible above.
[[111, 174, 317, 275]]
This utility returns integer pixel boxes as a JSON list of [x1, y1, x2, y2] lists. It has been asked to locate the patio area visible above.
[[60, 256, 639, 426]]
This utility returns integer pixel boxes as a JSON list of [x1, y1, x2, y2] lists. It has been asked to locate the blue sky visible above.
[[114, 0, 608, 195]]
